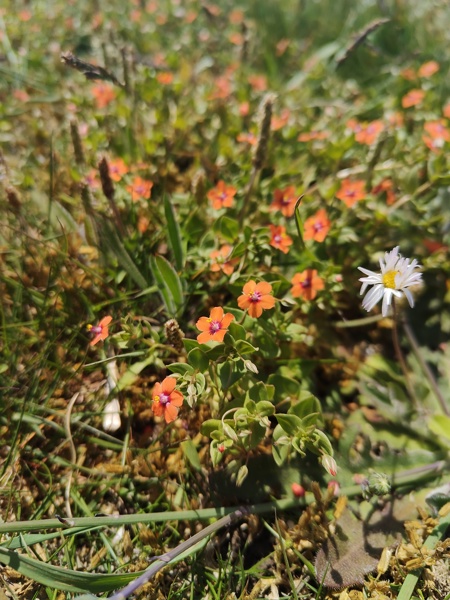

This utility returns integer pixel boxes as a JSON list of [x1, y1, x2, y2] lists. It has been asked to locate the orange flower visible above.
[[85, 168, 101, 190], [291, 270, 324, 301], [210, 245, 239, 276], [151, 376, 184, 423], [401, 89, 425, 109], [269, 224, 293, 254], [276, 38, 290, 56], [207, 180, 237, 209], [270, 186, 298, 217], [372, 179, 396, 205], [297, 130, 329, 142], [91, 83, 116, 108], [422, 120, 450, 151], [156, 71, 173, 85], [303, 208, 331, 242], [237, 280, 276, 318], [196, 307, 235, 343], [237, 132, 258, 145], [336, 179, 366, 207], [271, 109, 290, 131], [443, 103, 450, 119], [229, 32, 244, 45], [87, 316, 112, 346], [108, 158, 129, 182], [354, 120, 384, 145], [248, 74, 267, 91], [127, 176, 153, 201], [418, 60, 439, 78]]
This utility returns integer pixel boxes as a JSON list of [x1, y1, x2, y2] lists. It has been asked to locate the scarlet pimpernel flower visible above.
[[336, 179, 366, 208], [127, 176, 153, 201], [291, 269, 324, 301], [87, 316, 112, 346], [207, 180, 237, 209], [151, 376, 183, 423], [358, 246, 422, 317], [196, 307, 235, 343], [303, 208, 330, 242], [237, 280, 276, 318], [210, 245, 238, 276], [269, 224, 293, 254], [270, 186, 297, 217], [401, 89, 425, 109]]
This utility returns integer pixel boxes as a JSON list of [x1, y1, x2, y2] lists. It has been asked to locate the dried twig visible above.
[[336, 19, 390, 67], [61, 51, 124, 87]]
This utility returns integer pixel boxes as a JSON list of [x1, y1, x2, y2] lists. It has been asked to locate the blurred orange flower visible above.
[[443, 103, 450, 119], [291, 270, 324, 301], [355, 120, 384, 145], [108, 158, 129, 182], [127, 176, 153, 201], [156, 71, 174, 85], [270, 185, 298, 217], [237, 132, 258, 145], [269, 224, 293, 254], [423, 120, 450, 151], [372, 179, 396, 205], [276, 39, 290, 56], [303, 208, 331, 242], [401, 89, 425, 109], [418, 60, 439, 78], [151, 376, 183, 423], [336, 179, 366, 207], [298, 130, 329, 142], [271, 109, 290, 131], [85, 168, 101, 190], [238, 280, 275, 318], [91, 83, 116, 108], [196, 306, 235, 343], [210, 245, 238, 276], [207, 180, 237, 209], [248, 74, 267, 91], [229, 32, 244, 45], [87, 316, 112, 346]]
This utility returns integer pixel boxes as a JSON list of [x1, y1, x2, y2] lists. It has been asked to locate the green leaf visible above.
[[235, 339, 259, 354], [228, 321, 247, 341], [218, 361, 245, 389], [149, 254, 184, 316], [0, 545, 141, 593], [213, 216, 239, 242], [98, 216, 149, 290], [290, 393, 322, 419], [188, 347, 209, 372], [181, 439, 202, 471], [276, 414, 304, 435], [428, 415, 450, 445], [201, 419, 222, 436], [167, 363, 195, 376], [293, 196, 306, 249], [164, 194, 185, 271]]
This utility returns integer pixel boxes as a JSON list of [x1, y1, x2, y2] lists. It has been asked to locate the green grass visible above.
[[1, 0, 450, 598]]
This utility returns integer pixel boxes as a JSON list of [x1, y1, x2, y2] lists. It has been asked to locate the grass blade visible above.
[[164, 194, 185, 271]]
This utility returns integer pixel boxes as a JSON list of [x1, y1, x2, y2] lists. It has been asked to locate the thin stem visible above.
[[392, 300, 419, 410], [402, 320, 450, 416]]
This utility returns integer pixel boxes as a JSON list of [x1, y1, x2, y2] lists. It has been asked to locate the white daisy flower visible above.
[[358, 246, 422, 317]]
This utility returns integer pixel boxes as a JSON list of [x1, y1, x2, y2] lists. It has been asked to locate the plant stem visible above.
[[392, 301, 419, 410], [402, 319, 450, 416]]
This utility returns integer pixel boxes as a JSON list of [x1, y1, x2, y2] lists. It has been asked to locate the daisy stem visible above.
[[402, 319, 450, 416], [392, 301, 419, 410]]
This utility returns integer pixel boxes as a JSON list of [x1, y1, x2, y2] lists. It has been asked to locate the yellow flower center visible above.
[[382, 270, 398, 289]]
